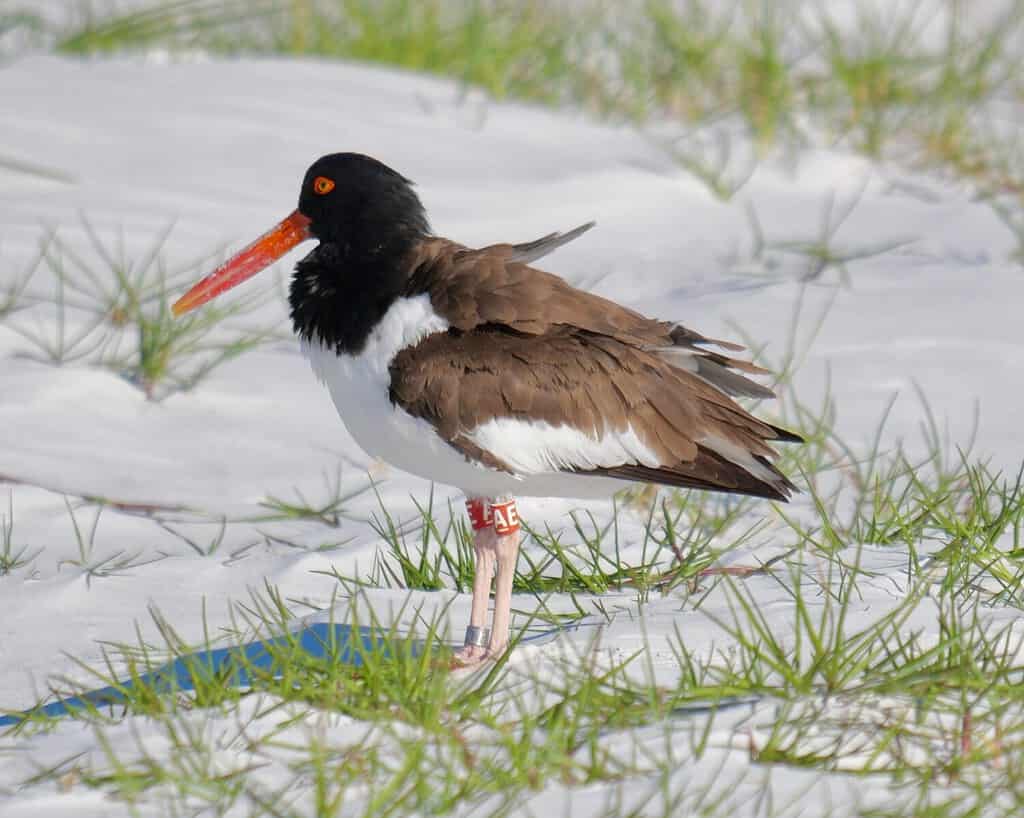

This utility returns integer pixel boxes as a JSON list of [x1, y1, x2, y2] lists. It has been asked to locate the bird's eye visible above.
[[313, 176, 335, 195]]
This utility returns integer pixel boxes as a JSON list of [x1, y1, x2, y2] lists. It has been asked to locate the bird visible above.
[[173, 152, 801, 666]]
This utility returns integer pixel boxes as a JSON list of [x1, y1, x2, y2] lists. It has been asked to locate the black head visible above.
[[297, 153, 429, 252], [172, 153, 431, 350], [289, 154, 431, 354]]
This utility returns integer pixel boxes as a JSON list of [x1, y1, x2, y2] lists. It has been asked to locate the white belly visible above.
[[301, 295, 623, 499]]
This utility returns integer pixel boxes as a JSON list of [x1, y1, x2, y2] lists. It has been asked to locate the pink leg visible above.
[[452, 496, 522, 666], [486, 525, 521, 657], [453, 525, 495, 665]]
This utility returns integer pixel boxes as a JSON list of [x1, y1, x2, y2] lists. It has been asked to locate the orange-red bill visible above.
[[172, 209, 312, 317]]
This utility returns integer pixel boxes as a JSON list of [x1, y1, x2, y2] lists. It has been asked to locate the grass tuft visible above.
[[2, 220, 278, 399], [0, 493, 40, 576]]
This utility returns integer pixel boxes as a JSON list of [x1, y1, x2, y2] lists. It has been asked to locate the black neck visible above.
[[289, 236, 418, 355]]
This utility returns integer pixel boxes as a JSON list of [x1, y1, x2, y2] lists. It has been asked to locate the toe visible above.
[[451, 644, 488, 668]]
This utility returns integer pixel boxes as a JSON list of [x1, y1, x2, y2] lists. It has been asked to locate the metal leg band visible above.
[[464, 625, 491, 648]]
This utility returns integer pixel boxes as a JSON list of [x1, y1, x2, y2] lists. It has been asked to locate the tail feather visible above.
[[583, 444, 797, 502], [507, 221, 596, 264], [769, 424, 804, 444]]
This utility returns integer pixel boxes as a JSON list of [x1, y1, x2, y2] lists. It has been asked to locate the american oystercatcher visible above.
[[173, 153, 801, 665]]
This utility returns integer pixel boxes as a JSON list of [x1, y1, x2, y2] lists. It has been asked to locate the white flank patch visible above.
[[465, 418, 662, 474]]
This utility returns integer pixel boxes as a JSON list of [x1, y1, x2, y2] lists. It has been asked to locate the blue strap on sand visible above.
[[0, 622, 382, 728]]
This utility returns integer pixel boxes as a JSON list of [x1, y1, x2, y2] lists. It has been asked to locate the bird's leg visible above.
[[454, 498, 496, 664], [486, 497, 521, 657]]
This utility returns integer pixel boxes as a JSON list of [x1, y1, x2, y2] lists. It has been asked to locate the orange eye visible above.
[[313, 176, 335, 195]]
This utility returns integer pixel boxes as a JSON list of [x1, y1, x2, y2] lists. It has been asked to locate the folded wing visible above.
[[389, 325, 798, 500]]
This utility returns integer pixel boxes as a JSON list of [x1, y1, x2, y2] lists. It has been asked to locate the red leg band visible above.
[[491, 499, 520, 536], [465, 498, 493, 531]]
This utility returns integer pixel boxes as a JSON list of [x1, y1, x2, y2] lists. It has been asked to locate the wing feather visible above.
[[389, 327, 798, 500]]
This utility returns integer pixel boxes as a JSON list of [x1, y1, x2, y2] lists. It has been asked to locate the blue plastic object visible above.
[[0, 622, 383, 728]]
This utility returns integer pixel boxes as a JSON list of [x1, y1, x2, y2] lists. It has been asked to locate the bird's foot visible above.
[[450, 643, 490, 668], [450, 639, 510, 668], [451, 623, 492, 667]]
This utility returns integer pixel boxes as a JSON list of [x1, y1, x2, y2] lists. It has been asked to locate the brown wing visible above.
[[405, 235, 778, 400], [389, 326, 798, 501]]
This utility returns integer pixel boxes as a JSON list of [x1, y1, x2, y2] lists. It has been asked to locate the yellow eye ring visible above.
[[313, 176, 335, 195]]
